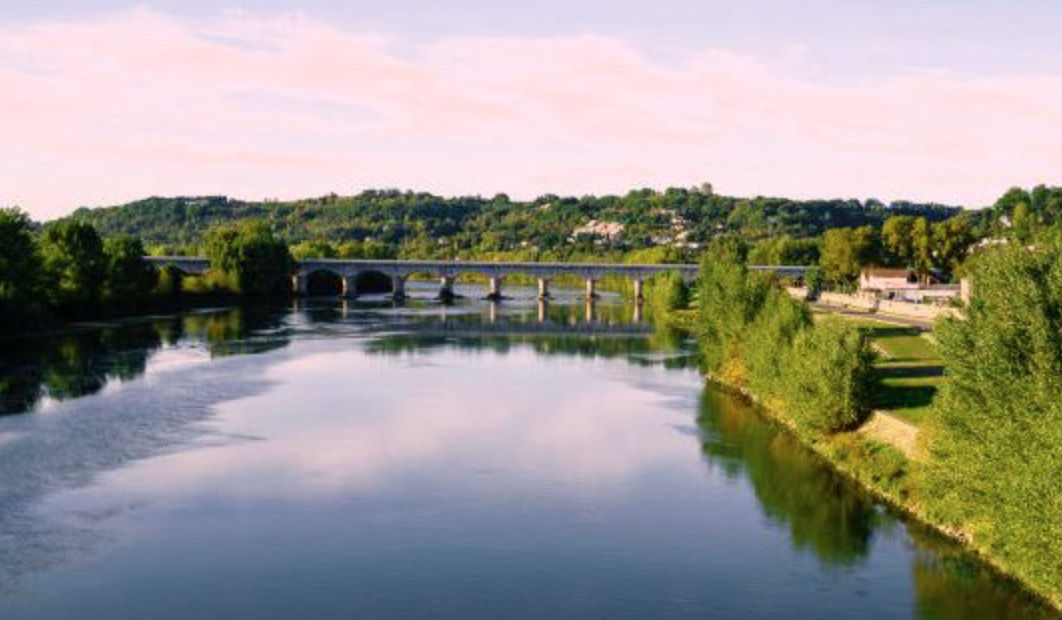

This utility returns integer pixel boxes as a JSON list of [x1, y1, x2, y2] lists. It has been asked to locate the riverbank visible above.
[[701, 371, 1060, 614], [658, 249, 1060, 613]]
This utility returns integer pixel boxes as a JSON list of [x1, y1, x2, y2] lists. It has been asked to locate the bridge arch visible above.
[[353, 270, 393, 295], [304, 269, 344, 297]]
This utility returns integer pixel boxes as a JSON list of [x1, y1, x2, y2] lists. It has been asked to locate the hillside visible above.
[[65, 188, 961, 254]]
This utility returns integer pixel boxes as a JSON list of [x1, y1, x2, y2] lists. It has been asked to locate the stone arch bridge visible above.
[[146, 257, 807, 300]]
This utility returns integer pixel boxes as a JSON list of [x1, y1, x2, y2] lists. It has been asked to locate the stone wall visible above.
[[816, 291, 963, 321], [878, 299, 962, 321], [818, 292, 879, 311]]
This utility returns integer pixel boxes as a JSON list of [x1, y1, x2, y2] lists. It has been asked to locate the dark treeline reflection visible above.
[[696, 385, 1057, 619], [697, 386, 876, 565], [357, 320, 694, 369], [0, 307, 290, 415], [2, 299, 691, 416]]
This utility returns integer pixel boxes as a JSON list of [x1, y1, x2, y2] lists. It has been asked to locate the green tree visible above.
[[931, 218, 972, 278], [40, 220, 107, 312], [0, 208, 44, 325], [882, 215, 916, 266], [204, 221, 293, 297], [924, 242, 1062, 605], [911, 216, 933, 278], [819, 226, 878, 286], [1011, 203, 1034, 244], [102, 235, 158, 307], [290, 240, 338, 260]]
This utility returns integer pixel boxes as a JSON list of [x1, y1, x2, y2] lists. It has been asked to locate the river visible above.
[[0, 285, 1053, 618]]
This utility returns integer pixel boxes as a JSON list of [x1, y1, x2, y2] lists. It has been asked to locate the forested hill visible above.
[[65, 187, 961, 252]]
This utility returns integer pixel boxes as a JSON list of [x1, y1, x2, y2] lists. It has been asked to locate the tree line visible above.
[[66, 186, 961, 257], [0, 210, 294, 333]]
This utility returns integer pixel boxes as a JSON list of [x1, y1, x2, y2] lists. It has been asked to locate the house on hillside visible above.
[[859, 268, 920, 291]]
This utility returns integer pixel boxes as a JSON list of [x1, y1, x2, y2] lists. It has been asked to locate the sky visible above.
[[2, 1, 1062, 220]]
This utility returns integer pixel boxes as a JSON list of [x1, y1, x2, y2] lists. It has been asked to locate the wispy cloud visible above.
[[2, 8, 1061, 218]]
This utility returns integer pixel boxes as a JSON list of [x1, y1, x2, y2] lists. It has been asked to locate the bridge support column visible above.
[[486, 276, 503, 301], [585, 278, 597, 300], [537, 278, 550, 299], [341, 274, 358, 299], [439, 276, 455, 300], [538, 298, 548, 323], [292, 274, 308, 297], [392, 275, 407, 300], [632, 278, 643, 302], [585, 297, 596, 323], [633, 302, 643, 323]]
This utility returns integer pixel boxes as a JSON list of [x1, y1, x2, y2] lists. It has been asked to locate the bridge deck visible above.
[[145, 256, 808, 280]]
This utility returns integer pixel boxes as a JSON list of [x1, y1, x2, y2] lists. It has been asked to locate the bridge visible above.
[[146, 257, 807, 300]]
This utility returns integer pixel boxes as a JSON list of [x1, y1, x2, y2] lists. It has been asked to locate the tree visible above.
[[290, 240, 338, 260], [40, 220, 107, 312], [924, 242, 1062, 603], [0, 208, 44, 325], [819, 226, 879, 286], [931, 218, 972, 279], [1011, 203, 1034, 244], [882, 215, 917, 266], [911, 216, 933, 278], [204, 221, 293, 297], [102, 235, 158, 306]]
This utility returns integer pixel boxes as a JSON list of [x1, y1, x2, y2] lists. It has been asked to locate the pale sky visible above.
[[3, 1, 1062, 219]]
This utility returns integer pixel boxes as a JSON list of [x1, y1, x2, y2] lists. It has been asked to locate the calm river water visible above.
[[0, 286, 1053, 618]]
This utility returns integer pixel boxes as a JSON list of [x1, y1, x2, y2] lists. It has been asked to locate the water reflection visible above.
[[0, 308, 290, 416], [0, 299, 1054, 618], [696, 384, 1055, 618]]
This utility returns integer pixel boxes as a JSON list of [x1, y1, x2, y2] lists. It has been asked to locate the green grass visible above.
[[818, 312, 943, 425]]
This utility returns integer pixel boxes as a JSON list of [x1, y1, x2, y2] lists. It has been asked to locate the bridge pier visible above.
[[538, 298, 548, 323], [392, 275, 407, 300], [632, 278, 643, 302], [537, 278, 550, 299], [633, 301, 643, 323], [585, 279, 597, 300], [486, 276, 503, 301], [341, 274, 358, 299], [292, 274, 308, 297], [438, 276, 455, 300], [585, 297, 596, 322]]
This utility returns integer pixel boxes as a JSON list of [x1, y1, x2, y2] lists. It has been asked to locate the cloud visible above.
[[1, 8, 1061, 218]]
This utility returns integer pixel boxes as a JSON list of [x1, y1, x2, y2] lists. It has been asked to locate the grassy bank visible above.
[[817, 314, 943, 425]]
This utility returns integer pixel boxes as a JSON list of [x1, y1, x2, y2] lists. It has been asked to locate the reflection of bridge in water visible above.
[[323, 298, 651, 332], [147, 257, 808, 301]]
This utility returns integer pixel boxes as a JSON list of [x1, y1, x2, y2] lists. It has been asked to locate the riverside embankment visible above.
[[670, 253, 1061, 614]]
